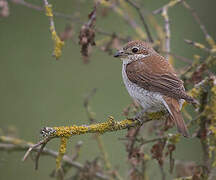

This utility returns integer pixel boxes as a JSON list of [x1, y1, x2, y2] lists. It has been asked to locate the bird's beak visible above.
[[113, 50, 125, 58]]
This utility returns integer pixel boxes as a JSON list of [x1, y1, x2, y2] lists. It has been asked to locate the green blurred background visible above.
[[0, 0, 215, 179]]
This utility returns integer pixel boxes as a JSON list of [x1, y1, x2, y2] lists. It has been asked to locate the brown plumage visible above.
[[114, 40, 197, 137], [125, 53, 196, 105]]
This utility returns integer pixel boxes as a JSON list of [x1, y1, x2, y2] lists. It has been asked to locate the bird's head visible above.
[[114, 40, 155, 63]]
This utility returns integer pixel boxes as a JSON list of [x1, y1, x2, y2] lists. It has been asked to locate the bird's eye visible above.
[[132, 47, 139, 53]]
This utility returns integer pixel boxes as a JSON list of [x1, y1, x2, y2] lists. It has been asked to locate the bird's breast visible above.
[[122, 63, 165, 112]]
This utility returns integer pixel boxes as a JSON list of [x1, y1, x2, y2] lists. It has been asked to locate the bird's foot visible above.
[[131, 109, 146, 125]]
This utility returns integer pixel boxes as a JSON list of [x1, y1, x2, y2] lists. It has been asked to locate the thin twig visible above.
[[83, 89, 123, 180], [184, 39, 211, 53], [0, 140, 109, 180], [163, 51, 193, 64], [182, 1, 215, 48], [22, 138, 50, 161], [100, 0, 147, 39], [162, 8, 170, 60], [153, 0, 184, 60], [42, 0, 64, 59], [159, 164, 166, 180], [35, 139, 50, 170], [153, 0, 182, 15], [10, 0, 79, 21], [124, 0, 154, 43]]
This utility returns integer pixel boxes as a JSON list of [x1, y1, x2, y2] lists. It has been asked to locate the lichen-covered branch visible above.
[[41, 112, 165, 138], [43, 0, 64, 59]]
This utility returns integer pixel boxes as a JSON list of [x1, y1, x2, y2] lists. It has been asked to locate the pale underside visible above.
[[122, 60, 183, 113]]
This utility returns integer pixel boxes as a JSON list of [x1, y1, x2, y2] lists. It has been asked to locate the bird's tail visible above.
[[168, 111, 189, 137], [163, 96, 190, 137]]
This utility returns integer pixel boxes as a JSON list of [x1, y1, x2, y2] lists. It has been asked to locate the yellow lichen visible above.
[[52, 112, 165, 138], [45, 4, 53, 17], [147, 111, 165, 120], [56, 137, 68, 169], [206, 36, 216, 48], [50, 27, 64, 59], [174, 177, 192, 180], [193, 42, 206, 50], [168, 134, 181, 144], [167, 0, 182, 8], [143, 154, 151, 161], [44, 2, 64, 59]]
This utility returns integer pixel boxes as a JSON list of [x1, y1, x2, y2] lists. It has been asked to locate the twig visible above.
[[35, 138, 49, 170], [42, 0, 64, 59], [0, 139, 109, 180], [10, 0, 79, 22], [124, 0, 154, 43], [138, 136, 168, 145], [22, 137, 51, 161], [84, 88, 97, 123], [153, 0, 184, 60], [159, 164, 166, 180], [162, 51, 193, 64], [153, 0, 182, 15], [96, 28, 129, 42], [184, 39, 211, 53], [162, 8, 170, 60], [100, 0, 147, 39], [83, 88, 123, 180], [182, 1, 215, 48]]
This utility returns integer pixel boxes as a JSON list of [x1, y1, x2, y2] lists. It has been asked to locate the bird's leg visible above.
[[133, 109, 146, 124]]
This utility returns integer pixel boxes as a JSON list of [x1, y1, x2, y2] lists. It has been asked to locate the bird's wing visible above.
[[126, 55, 194, 103]]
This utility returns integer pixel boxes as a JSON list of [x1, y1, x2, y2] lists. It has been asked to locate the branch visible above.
[[182, 1, 216, 48], [100, 0, 147, 39], [161, 8, 170, 60], [163, 51, 193, 64], [0, 136, 109, 180], [41, 112, 165, 139], [42, 0, 64, 59], [10, 0, 79, 21], [19, 112, 165, 178], [153, 0, 182, 15], [124, 0, 154, 43], [184, 39, 211, 53]]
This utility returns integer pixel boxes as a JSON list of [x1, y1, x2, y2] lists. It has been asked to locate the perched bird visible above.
[[114, 40, 197, 137]]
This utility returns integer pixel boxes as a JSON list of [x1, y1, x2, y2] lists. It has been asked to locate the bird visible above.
[[114, 40, 197, 137]]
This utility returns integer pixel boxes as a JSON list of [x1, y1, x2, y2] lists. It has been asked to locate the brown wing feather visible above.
[[163, 96, 189, 137], [126, 54, 195, 103]]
